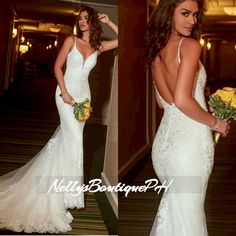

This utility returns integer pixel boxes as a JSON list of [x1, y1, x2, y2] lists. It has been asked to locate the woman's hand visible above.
[[98, 13, 110, 24], [97, 13, 117, 52], [213, 118, 231, 137], [60, 92, 73, 105], [209, 106, 215, 116]]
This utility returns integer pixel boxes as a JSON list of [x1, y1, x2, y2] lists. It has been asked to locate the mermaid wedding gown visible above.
[[150, 38, 215, 236], [0, 38, 98, 233]]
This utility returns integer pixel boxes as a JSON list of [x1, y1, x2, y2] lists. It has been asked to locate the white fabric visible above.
[[0, 39, 98, 233], [150, 45, 214, 235], [177, 37, 185, 64]]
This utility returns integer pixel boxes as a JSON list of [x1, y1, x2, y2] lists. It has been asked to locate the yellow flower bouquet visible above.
[[71, 98, 92, 122], [208, 87, 236, 144]]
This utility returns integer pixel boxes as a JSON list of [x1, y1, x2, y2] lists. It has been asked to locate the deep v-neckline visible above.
[[74, 38, 97, 64], [75, 45, 97, 62]]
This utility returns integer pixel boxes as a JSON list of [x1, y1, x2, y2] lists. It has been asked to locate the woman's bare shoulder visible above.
[[182, 38, 202, 53], [180, 38, 202, 60], [62, 35, 75, 46]]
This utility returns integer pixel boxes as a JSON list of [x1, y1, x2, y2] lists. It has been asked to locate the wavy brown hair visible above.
[[76, 4, 103, 50], [145, 0, 205, 65]]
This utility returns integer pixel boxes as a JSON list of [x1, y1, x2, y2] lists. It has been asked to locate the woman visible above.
[[0, 5, 118, 233], [145, 0, 230, 235]]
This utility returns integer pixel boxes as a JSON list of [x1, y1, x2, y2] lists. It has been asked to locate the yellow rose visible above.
[[213, 89, 235, 103], [78, 114, 86, 121], [84, 108, 90, 117], [77, 108, 90, 121], [84, 102, 91, 109], [230, 95, 236, 108]]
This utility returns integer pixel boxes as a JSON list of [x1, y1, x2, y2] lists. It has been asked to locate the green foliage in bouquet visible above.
[[208, 95, 236, 120], [72, 98, 92, 122], [208, 87, 236, 145]]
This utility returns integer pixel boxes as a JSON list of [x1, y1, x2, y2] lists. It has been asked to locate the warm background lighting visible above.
[[200, 38, 205, 47], [223, 7, 236, 16], [207, 42, 212, 50], [21, 36, 25, 43], [12, 28, 17, 38], [19, 45, 29, 53]]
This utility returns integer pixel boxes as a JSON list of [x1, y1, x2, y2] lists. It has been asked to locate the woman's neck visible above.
[[169, 30, 184, 42], [81, 31, 90, 43], [171, 28, 184, 39]]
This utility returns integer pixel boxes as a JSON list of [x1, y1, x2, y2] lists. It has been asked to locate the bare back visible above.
[[152, 37, 184, 105]]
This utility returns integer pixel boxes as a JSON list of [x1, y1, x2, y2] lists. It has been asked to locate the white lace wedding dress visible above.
[[0, 38, 98, 233], [150, 38, 215, 236]]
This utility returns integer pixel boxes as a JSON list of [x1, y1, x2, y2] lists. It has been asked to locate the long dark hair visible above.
[[145, 0, 205, 65], [76, 4, 103, 50]]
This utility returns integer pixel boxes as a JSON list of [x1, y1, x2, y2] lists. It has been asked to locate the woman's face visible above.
[[78, 10, 90, 32], [172, 0, 199, 37]]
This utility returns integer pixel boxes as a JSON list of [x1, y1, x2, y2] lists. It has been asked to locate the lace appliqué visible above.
[[151, 62, 214, 235], [46, 138, 58, 153], [0, 211, 73, 233], [203, 135, 214, 177], [64, 192, 84, 209], [156, 197, 168, 231]]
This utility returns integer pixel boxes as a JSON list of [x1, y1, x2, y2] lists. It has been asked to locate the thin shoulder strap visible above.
[[153, 80, 158, 93], [178, 37, 185, 64], [74, 36, 77, 47]]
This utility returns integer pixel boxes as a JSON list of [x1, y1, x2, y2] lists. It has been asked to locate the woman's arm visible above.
[[174, 38, 229, 136], [54, 36, 74, 104], [98, 13, 118, 52]]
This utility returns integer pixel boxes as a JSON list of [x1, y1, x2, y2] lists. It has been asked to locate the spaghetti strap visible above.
[[153, 80, 158, 93], [178, 37, 185, 64]]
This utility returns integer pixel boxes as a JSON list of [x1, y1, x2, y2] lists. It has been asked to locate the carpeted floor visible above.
[[0, 73, 117, 235]]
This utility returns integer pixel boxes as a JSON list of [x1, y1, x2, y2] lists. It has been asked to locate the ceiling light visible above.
[[21, 36, 25, 43], [49, 27, 61, 33], [207, 42, 211, 50], [200, 38, 205, 47], [12, 28, 17, 38], [22, 25, 38, 31], [19, 45, 29, 53], [223, 7, 236, 16]]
